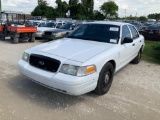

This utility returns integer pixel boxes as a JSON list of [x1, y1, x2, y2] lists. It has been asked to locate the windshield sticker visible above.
[[110, 27, 119, 31], [110, 39, 117, 43]]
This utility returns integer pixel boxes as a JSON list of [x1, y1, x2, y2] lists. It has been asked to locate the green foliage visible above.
[[31, 0, 160, 21], [148, 13, 160, 21], [69, 0, 78, 6], [55, 0, 69, 17], [100, 1, 118, 19], [138, 16, 147, 21], [142, 41, 160, 64], [61, 1, 69, 17], [93, 10, 105, 20], [31, 6, 42, 16], [125, 15, 138, 20], [45, 6, 58, 18], [38, 0, 48, 6], [31, 0, 59, 18], [69, 0, 94, 20]]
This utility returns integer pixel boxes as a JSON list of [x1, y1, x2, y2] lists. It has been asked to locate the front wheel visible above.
[[94, 62, 114, 95]]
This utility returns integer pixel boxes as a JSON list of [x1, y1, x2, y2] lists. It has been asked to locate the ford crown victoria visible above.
[[18, 21, 145, 96]]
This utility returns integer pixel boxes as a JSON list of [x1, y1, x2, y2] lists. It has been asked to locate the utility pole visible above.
[[125, 9, 126, 18], [0, 0, 1, 12], [0, 0, 2, 20]]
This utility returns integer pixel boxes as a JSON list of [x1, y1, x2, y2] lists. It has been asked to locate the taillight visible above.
[[155, 30, 160, 34]]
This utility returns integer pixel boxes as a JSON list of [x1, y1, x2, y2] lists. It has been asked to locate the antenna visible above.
[[0, 0, 1, 12]]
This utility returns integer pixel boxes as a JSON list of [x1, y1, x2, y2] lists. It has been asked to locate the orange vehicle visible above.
[[0, 11, 37, 44]]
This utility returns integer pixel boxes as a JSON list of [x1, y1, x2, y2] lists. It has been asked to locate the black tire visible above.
[[2, 35, 5, 41], [29, 37, 35, 42], [0, 33, 4, 40], [29, 33, 35, 42], [0, 32, 5, 41], [94, 62, 114, 95], [131, 50, 142, 64], [11, 37, 19, 44]]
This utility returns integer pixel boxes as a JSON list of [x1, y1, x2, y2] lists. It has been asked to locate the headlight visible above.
[[53, 33, 62, 37], [22, 52, 29, 62], [60, 64, 96, 76]]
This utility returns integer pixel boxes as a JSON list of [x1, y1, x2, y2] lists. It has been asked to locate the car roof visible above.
[[85, 21, 130, 26]]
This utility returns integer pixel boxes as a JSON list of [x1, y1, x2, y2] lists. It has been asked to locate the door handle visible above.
[[132, 44, 135, 46], [140, 40, 141, 42]]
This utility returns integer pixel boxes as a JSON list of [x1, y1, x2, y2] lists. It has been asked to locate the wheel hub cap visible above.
[[104, 73, 110, 84]]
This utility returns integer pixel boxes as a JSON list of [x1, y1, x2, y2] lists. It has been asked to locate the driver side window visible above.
[[121, 25, 131, 43], [56, 23, 62, 28]]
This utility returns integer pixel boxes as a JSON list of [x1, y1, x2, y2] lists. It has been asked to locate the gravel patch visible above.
[[0, 40, 160, 120]]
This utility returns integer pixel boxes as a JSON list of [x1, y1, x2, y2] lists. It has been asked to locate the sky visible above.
[[1, 0, 160, 17]]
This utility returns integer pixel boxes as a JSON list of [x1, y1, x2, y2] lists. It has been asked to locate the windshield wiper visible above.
[[68, 36, 95, 41]]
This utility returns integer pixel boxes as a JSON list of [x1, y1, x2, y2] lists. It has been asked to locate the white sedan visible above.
[[18, 21, 145, 96]]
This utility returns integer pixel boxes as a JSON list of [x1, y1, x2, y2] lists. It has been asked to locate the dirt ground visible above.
[[0, 39, 160, 120]]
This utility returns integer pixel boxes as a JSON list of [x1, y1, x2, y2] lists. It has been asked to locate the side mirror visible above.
[[122, 37, 133, 44]]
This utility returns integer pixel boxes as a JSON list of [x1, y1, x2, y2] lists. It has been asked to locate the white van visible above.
[[147, 19, 156, 24]]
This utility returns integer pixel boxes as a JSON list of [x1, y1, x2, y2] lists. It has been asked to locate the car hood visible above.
[[37, 27, 56, 31], [29, 38, 115, 63]]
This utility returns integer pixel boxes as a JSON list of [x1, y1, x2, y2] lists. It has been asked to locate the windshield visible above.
[[60, 23, 75, 30], [32, 22, 40, 26], [39, 22, 55, 27], [131, 23, 139, 26], [67, 24, 120, 44], [148, 25, 160, 29]]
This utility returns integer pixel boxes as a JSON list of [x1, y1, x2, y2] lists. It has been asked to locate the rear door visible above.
[[128, 25, 142, 57]]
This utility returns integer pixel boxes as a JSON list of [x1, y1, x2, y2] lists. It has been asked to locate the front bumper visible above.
[[35, 33, 43, 38], [42, 35, 62, 40], [18, 60, 98, 96]]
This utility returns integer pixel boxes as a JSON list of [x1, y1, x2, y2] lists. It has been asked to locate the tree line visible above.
[[31, 0, 118, 20], [31, 0, 160, 21]]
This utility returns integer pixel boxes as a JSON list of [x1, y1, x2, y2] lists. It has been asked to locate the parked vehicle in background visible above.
[[0, 19, 6, 25], [139, 25, 148, 34], [146, 19, 156, 25], [53, 21, 66, 28], [143, 22, 152, 27], [130, 22, 141, 31], [35, 22, 56, 38], [18, 21, 145, 96], [30, 21, 46, 27], [0, 11, 37, 44], [42, 22, 82, 40], [143, 24, 160, 40]]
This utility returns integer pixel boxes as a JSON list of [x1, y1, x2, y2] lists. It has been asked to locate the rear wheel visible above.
[[11, 33, 19, 44], [2, 35, 5, 41], [0, 32, 4, 40], [131, 50, 142, 64], [29, 33, 35, 42], [11, 36, 19, 44], [0, 32, 5, 41], [94, 62, 114, 95]]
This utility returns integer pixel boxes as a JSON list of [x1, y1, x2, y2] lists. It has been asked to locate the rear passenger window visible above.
[[121, 25, 131, 43], [128, 25, 139, 39]]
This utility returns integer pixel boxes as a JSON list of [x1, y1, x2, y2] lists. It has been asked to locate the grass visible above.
[[142, 41, 160, 64]]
